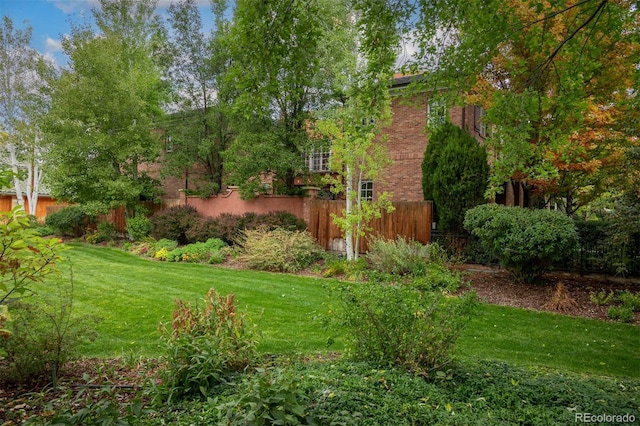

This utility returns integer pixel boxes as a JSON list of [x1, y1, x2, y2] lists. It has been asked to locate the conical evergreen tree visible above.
[[422, 122, 489, 233]]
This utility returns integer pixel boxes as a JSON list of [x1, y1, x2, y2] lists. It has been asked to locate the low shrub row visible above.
[[150, 206, 306, 245], [42, 205, 307, 246], [237, 227, 324, 273]]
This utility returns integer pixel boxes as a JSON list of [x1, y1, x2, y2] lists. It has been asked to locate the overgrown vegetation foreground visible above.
[[0, 206, 637, 423], [0, 238, 638, 424]]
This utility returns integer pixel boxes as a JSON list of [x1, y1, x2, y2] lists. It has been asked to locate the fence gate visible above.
[[308, 200, 433, 253]]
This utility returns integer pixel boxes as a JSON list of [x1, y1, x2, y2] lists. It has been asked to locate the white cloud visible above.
[[45, 37, 63, 53], [49, 0, 98, 14]]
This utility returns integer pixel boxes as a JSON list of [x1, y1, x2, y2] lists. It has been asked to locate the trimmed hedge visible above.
[[45, 206, 94, 237], [464, 204, 578, 283]]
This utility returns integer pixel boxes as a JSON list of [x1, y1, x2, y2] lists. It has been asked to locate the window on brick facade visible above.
[[427, 99, 447, 126], [164, 135, 173, 153], [360, 180, 373, 201], [474, 106, 492, 138], [360, 116, 376, 126], [303, 147, 331, 172]]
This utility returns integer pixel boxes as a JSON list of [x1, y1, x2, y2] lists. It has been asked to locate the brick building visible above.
[[153, 75, 527, 214], [371, 75, 527, 207]]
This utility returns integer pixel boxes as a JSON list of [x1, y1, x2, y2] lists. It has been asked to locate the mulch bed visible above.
[[460, 264, 640, 323]]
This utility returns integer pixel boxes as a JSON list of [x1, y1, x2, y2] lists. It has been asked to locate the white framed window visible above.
[[474, 106, 492, 138], [304, 147, 331, 172], [164, 135, 174, 153], [360, 180, 373, 201], [427, 99, 447, 126]]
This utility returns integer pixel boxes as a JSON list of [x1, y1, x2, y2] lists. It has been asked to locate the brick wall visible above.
[[375, 95, 427, 202], [376, 94, 488, 203]]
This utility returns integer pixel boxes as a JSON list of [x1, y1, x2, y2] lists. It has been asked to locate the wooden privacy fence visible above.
[[308, 200, 433, 253]]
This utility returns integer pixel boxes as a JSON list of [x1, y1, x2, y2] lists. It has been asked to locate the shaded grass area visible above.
[[457, 304, 640, 378], [42, 244, 639, 378], [142, 360, 640, 426]]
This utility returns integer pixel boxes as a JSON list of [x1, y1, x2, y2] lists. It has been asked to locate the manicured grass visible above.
[[39, 244, 639, 378], [457, 304, 640, 378], [44, 244, 338, 357]]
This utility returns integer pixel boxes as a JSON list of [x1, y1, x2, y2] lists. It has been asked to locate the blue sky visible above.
[[0, 0, 214, 66]]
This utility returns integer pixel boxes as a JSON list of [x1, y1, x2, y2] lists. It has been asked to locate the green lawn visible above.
[[38, 244, 639, 378]]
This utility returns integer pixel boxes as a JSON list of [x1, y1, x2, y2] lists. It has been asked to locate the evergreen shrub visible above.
[[464, 204, 578, 283], [126, 216, 152, 241], [422, 122, 489, 233]]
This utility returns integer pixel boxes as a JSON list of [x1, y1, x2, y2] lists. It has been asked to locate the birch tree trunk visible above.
[[7, 142, 24, 209], [345, 164, 354, 261]]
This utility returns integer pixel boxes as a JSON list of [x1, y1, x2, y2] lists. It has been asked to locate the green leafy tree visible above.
[[315, 1, 403, 261], [44, 0, 167, 219], [403, 0, 639, 215], [317, 105, 394, 261], [422, 122, 489, 233], [0, 16, 54, 216], [162, 0, 234, 196], [223, 0, 346, 199]]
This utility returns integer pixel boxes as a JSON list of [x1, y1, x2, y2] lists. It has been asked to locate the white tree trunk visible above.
[[345, 164, 354, 261], [25, 150, 42, 216], [7, 143, 25, 210]]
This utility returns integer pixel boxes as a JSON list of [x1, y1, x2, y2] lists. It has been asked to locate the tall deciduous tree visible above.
[[162, 0, 234, 196], [223, 0, 344, 199], [316, 1, 405, 261], [404, 0, 639, 215], [44, 0, 167, 217], [0, 16, 53, 216]]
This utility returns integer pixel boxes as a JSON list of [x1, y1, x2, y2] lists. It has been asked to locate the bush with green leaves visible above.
[[589, 289, 614, 306], [366, 236, 448, 276], [464, 204, 578, 283], [186, 211, 307, 245], [422, 122, 489, 233], [150, 206, 201, 245], [238, 227, 324, 273], [618, 291, 640, 312], [339, 282, 476, 374], [0, 283, 97, 385], [166, 238, 227, 263], [45, 206, 95, 237], [96, 221, 117, 242], [215, 367, 310, 425], [155, 289, 258, 403], [126, 216, 152, 241], [35, 226, 55, 237], [607, 305, 635, 323], [154, 238, 178, 254], [0, 207, 65, 307]]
